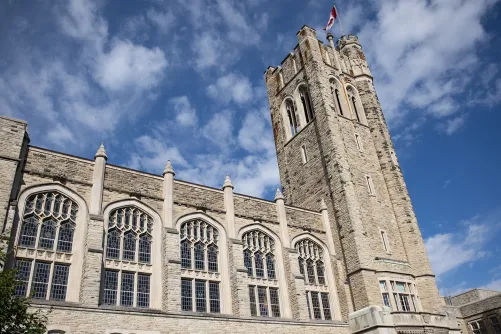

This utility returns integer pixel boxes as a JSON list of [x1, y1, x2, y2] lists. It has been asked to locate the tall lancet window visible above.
[[296, 239, 332, 320], [14, 192, 77, 301], [243, 230, 280, 317], [103, 206, 153, 308], [346, 86, 364, 123], [330, 78, 345, 116], [180, 219, 221, 313], [286, 99, 298, 137], [299, 85, 314, 123]]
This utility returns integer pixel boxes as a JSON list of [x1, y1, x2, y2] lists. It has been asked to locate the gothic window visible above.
[[299, 85, 314, 123], [285, 99, 298, 137], [102, 205, 153, 308], [366, 175, 375, 196], [243, 230, 280, 317], [470, 320, 488, 334], [179, 219, 220, 313], [330, 78, 345, 116], [378, 279, 420, 312], [380, 230, 390, 253], [346, 85, 365, 124], [355, 133, 363, 152], [296, 238, 332, 320], [14, 191, 78, 301]]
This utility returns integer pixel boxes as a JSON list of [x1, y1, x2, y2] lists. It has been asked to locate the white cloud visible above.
[[94, 40, 167, 92], [483, 279, 501, 291], [207, 73, 254, 105], [355, 0, 499, 127], [146, 8, 175, 34], [169, 96, 198, 127], [202, 110, 234, 149], [128, 135, 188, 173], [440, 115, 466, 135], [238, 108, 275, 154], [47, 123, 75, 147], [425, 224, 489, 277]]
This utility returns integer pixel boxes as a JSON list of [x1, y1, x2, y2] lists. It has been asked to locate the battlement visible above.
[[338, 35, 361, 50]]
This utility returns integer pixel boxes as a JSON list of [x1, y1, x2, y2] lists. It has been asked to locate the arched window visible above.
[[330, 78, 346, 116], [243, 230, 280, 317], [346, 85, 365, 124], [296, 238, 332, 320], [180, 219, 220, 313], [299, 85, 314, 123], [285, 99, 298, 137], [14, 191, 77, 301], [103, 206, 153, 308]]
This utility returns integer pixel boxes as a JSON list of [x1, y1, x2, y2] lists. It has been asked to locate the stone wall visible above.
[[450, 289, 501, 307], [34, 303, 350, 334]]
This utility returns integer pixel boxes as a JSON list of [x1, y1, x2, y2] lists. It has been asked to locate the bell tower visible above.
[[265, 25, 450, 326]]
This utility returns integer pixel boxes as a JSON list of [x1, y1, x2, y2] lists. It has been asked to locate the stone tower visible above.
[[265, 25, 446, 320]]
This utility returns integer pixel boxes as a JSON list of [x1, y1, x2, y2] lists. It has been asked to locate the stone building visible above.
[[446, 289, 501, 334], [0, 25, 473, 333]]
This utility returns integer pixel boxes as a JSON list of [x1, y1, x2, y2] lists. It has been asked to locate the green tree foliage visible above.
[[0, 238, 48, 334]]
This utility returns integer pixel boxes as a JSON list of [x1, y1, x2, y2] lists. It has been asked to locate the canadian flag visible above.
[[323, 6, 338, 31]]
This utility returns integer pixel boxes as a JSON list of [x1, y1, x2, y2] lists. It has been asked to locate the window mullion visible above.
[[266, 287, 272, 317], [135, 234, 139, 263], [34, 220, 42, 249], [46, 262, 55, 300], [191, 279, 196, 312], [313, 261, 319, 285], [190, 243, 195, 270], [206, 280, 210, 313], [27, 260, 36, 297], [251, 253, 256, 277], [119, 233, 124, 261], [116, 271, 122, 306], [318, 292, 325, 320], [204, 245, 208, 272], [307, 291, 313, 319], [263, 253, 269, 279], [53, 222, 61, 251], [133, 272, 137, 307], [255, 286, 260, 317]]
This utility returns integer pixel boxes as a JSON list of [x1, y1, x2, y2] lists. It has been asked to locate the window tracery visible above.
[[103, 205, 153, 308], [14, 191, 77, 301], [330, 78, 345, 116], [299, 85, 314, 123], [243, 230, 280, 317], [285, 99, 299, 137], [179, 219, 221, 313], [296, 238, 332, 320]]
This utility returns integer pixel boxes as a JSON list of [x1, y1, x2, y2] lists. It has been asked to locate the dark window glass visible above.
[[382, 293, 391, 309], [269, 288, 280, 317], [122, 232, 136, 261], [194, 243, 204, 271], [249, 286, 257, 316], [311, 292, 322, 319], [352, 96, 361, 122], [335, 89, 344, 116], [400, 294, 411, 312], [120, 272, 134, 307], [209, 282, 220, 313], [137, 274, 150, 308], [266, 254, 275, 279], [298, 258, 305, 276], [138, 234, 151, 264], [50, 264, 69, 300], [316, 261, 325, 285], [38, 220, 56, 250], [307, 260, 315, 285], [321, 293, 331, 320], [14, 259, 31, 297], [254, 252, 264, 278], [56, 223, 74, 252], [106, 230, 120, 259], [181, 239, 191, 269], [181, 279, 192, 311], [195, 280, 206, 312], [31, 262, 50, 299], [207, 245, 218, 272], [244, 249, 252, 276], [103, 270, 118, 305], [19, 217, 37, 248], [258, 286, 268, 317]]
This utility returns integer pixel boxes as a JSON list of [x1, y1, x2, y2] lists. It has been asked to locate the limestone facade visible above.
[[0, 25, 470, 334]]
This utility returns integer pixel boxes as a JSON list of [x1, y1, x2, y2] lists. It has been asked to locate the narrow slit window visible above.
[[301, 145, 308, 164], [355, 134, 363, 152], [381, 230, 390, 253], [286, 100, 298, 136], [352, 96, 361, 122], [335, 89, 344, 116], [366, 176, 375, 195]]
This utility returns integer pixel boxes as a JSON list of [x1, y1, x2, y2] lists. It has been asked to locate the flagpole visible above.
[[334, 3, 346, 36]]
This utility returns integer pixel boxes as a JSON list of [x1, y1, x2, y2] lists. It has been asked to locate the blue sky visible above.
[[1, 0, 500, 296]]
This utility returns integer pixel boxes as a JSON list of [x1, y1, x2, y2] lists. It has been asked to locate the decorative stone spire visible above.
[[274, 187, 284, 202], [94, 142, 107, 160], [320, 198, 328, 211], [163, 160, 175, 176], [223, 175, 234, 189]]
